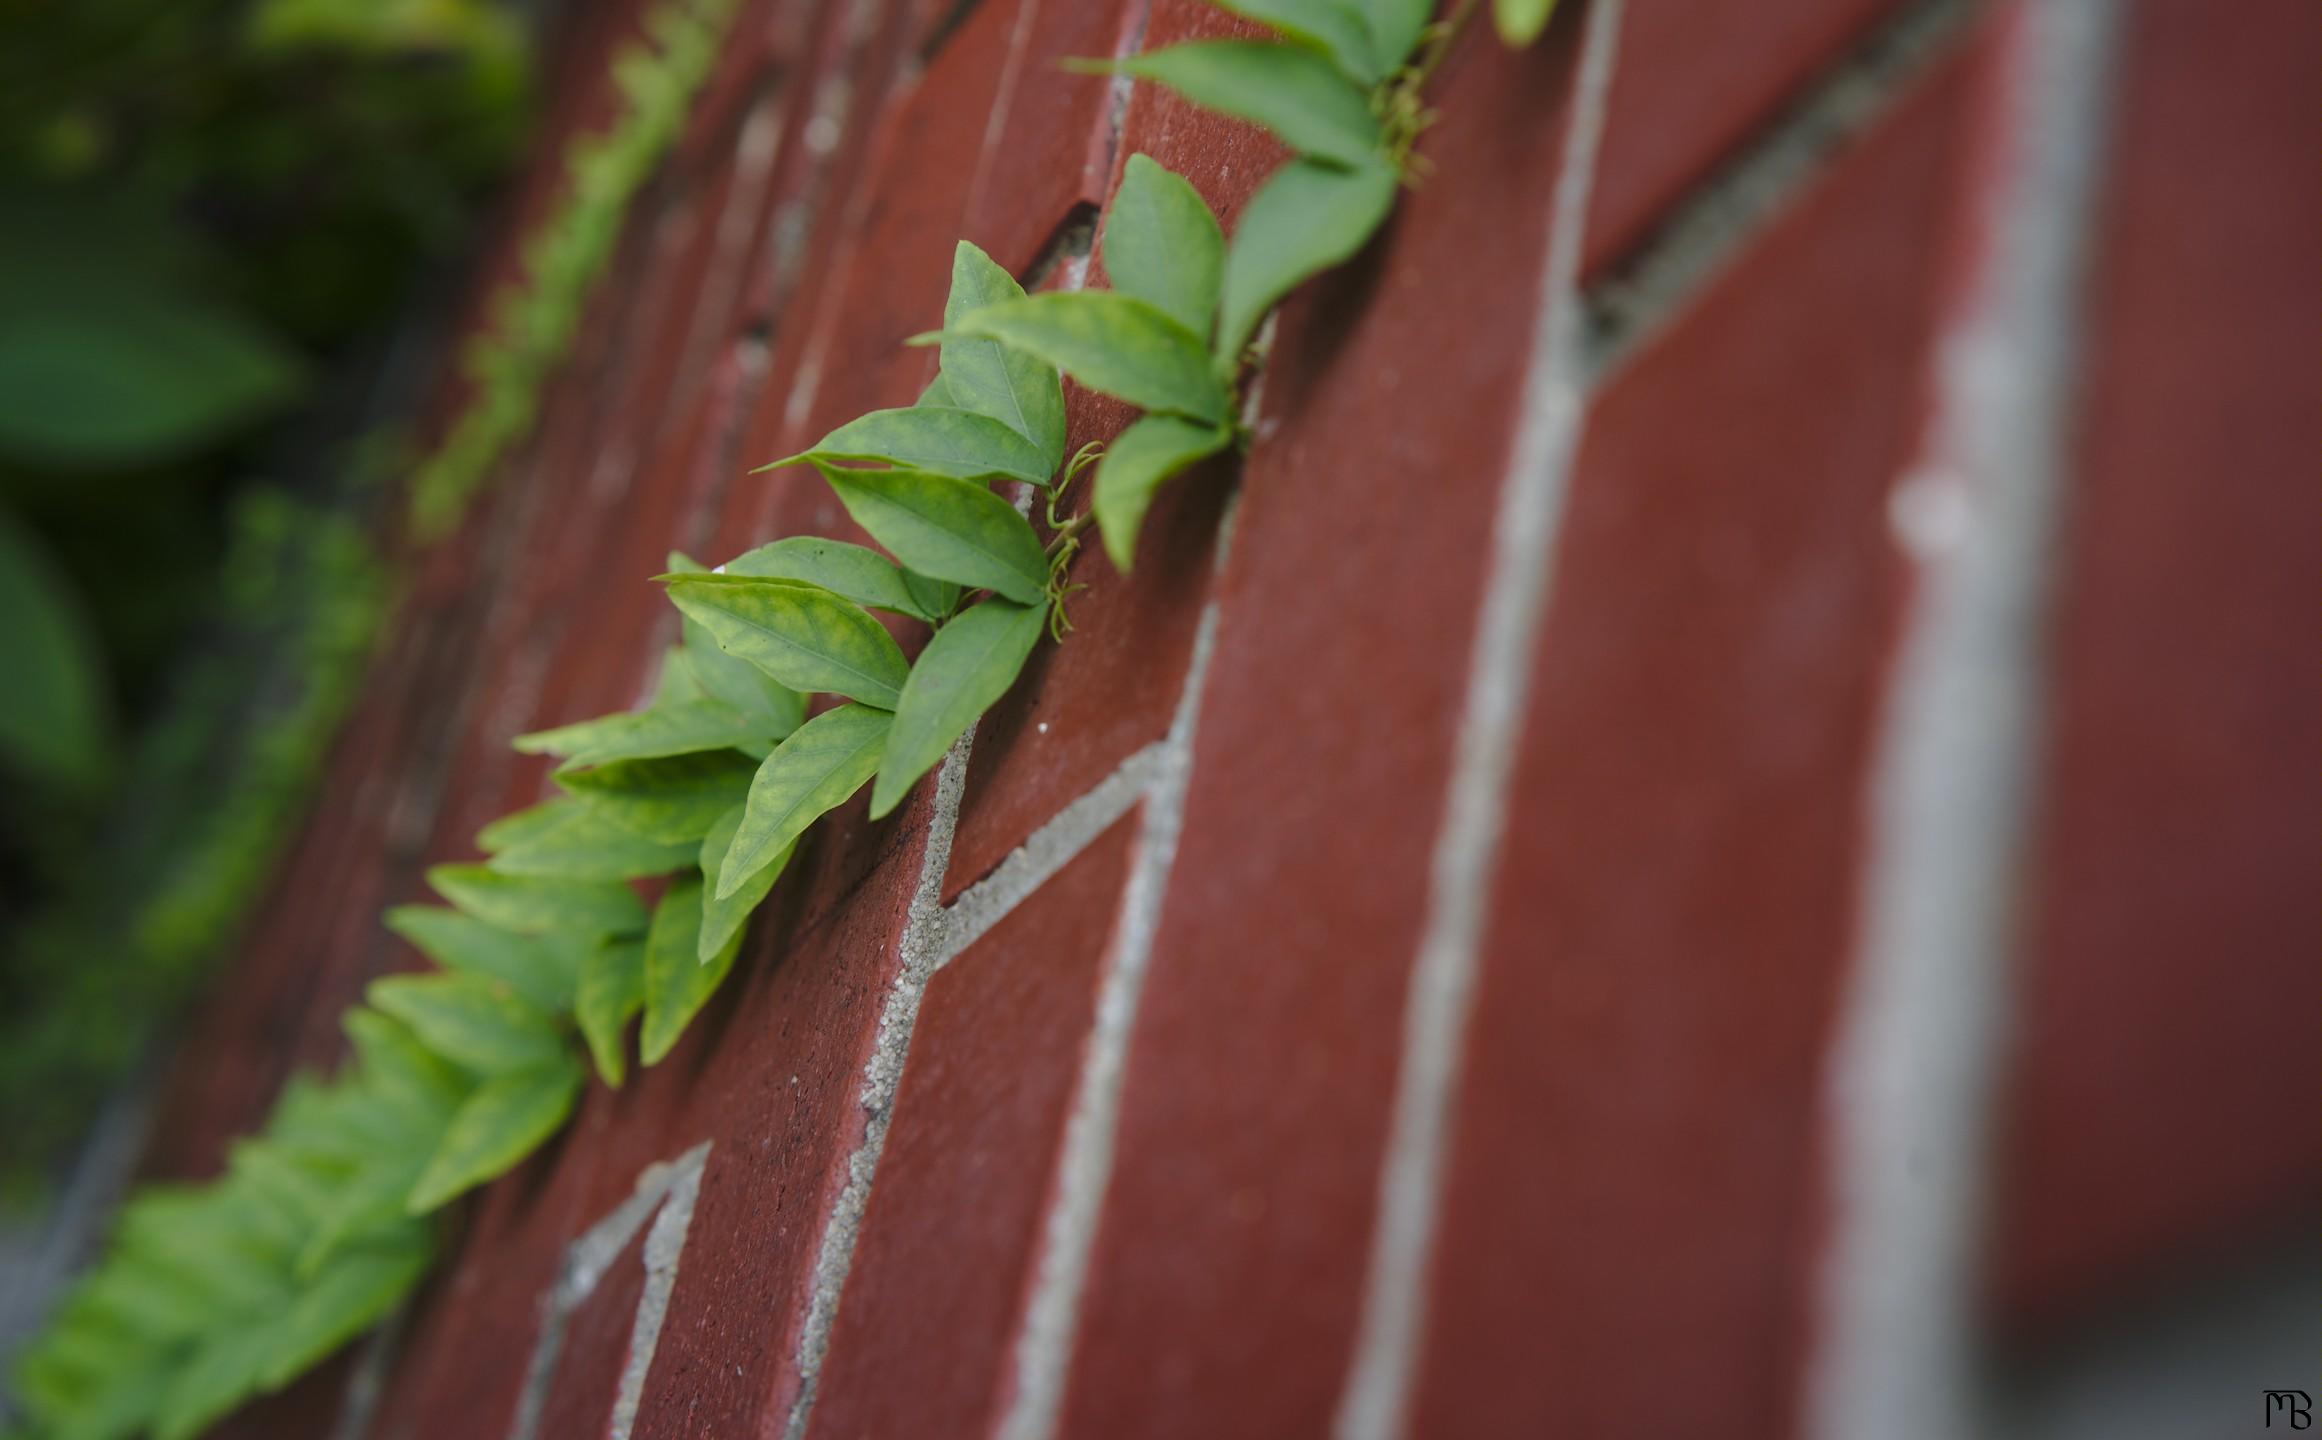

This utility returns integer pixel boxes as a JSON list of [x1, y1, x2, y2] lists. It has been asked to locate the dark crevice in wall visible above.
[[1018, 200, 1100, 291]]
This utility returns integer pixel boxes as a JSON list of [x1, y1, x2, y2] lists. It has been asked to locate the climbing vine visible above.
[[9, 1, 1557, 1434]]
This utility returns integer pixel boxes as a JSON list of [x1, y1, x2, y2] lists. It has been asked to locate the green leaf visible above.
[[259, 1233, 431, 1388], [0, 509, 109, 786], [1493, 0, 1561, 46], [342, 1010, 468, 1118], [476, 798, 699, 880], [1356, 0, 1435, 69], [426, 863, 648, 937], [901, 567, 962, 621], [0, 278, 303, 469], [1216, 156, 1399, 367], [1211, 0, 1385, 83], [1104, 155, 1225, 339], [668, 552, 810, 729], [771, 406, 1055, 485], [663, 576, 909, 710], [870, 598, 1047, 819], [640, 875, 744, 1065], [382, 905, 578, 1013], [554, 749, 760, 845], [575, 936, 645, 1087], [723, 536, 936, 619], [1092, 414, 1236, 572], [940, 240, 1067, 468], [915, 372, 953, 407], [155, 1321, 281, 1440], [365, 974, 569, 1076], [1102, 41, 1381, 169], [405, 1055, 583, 1211], [810, 461, 1049, 606], [515, 697, 782, 768], [650, 643, 704, 706], [699, 803, 792, 962], [722, 703, 889, 896], [936, 293, 1228, 424]]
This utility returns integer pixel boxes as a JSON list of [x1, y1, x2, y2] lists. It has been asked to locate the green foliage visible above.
[[0, 508, 110, 786], [1494, 0, 1563, 47], [871, 598, 1047, 819], [409, 0, 738, 535], [12, 2, 1582, 1423]]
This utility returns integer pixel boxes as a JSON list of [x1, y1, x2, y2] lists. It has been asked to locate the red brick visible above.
[[1053, 22, 1593, 1439], [807, 814, 1138, 1440], [1586, 0, 1905, 274], [1985, 0, 2322, 1333], [534, 1221, 654, 1440], [1406, 41, 1977, 1440]]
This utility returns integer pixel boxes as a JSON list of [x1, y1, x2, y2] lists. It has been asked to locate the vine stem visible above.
[[1045, 510, 1095, 553], [1405, 0, 1484, 95]]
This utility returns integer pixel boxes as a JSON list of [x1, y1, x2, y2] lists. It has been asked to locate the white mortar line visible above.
[[608, 1147, 709, 1440], [1331, 4, 1623, 1438], [507, 1142, 712, 1440], [324, 1299, 406, 1440], [779, 732, 970, 1440], [1806, 3, 2121, 1438], [991, 573, 1226, 1440], [937, 742, 1165, 968]]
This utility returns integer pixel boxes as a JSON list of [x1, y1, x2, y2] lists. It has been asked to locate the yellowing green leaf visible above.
[[871, 598, 1047, 819], [575, 935, 645, 1087], [640, 875, 743, 1065], [663, 575, 909, 709], [364, 973, 567, 1076], [405, 1055, 583, 1211], [1092, 414, 1235, 572], [724, 536, 936, 619], [698, 803, 791, 962], [940, 241, 1067, 468], [722, 703, 889, 896], [771, 405, 1055, 484], [425, 862, 647, 937], [811, 461, 1049, 606], [553, 748, 760, 845], [1104, 41, 1380, 169], [938, 293, 1228, 424], [1104, 155, 1225, 338], [1216, 156, 1399, 368]]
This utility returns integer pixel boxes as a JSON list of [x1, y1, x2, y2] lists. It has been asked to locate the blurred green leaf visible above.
[[425, 862, 648, 937], [364, 974, 568, 1076], [574, 935, 645, 1087], [405, 1054, 583, 1211], [381, 905, 578, 1013], [0, 508, 109, 785], [1097, 41, 1381, 169], [639, 874, 741, 1064], [698, 802, 790, 963], [1210, 0, 1385, 84], [1103, 155, 1226, 338], [553, 749, 759, 846], [476, 798, 699, 880]]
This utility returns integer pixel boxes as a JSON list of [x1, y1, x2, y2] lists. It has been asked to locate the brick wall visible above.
[[143, 0, 2318, 1436]]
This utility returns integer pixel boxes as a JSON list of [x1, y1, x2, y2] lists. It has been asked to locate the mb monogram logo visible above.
[[2266, 1390, 2313, 1429]]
